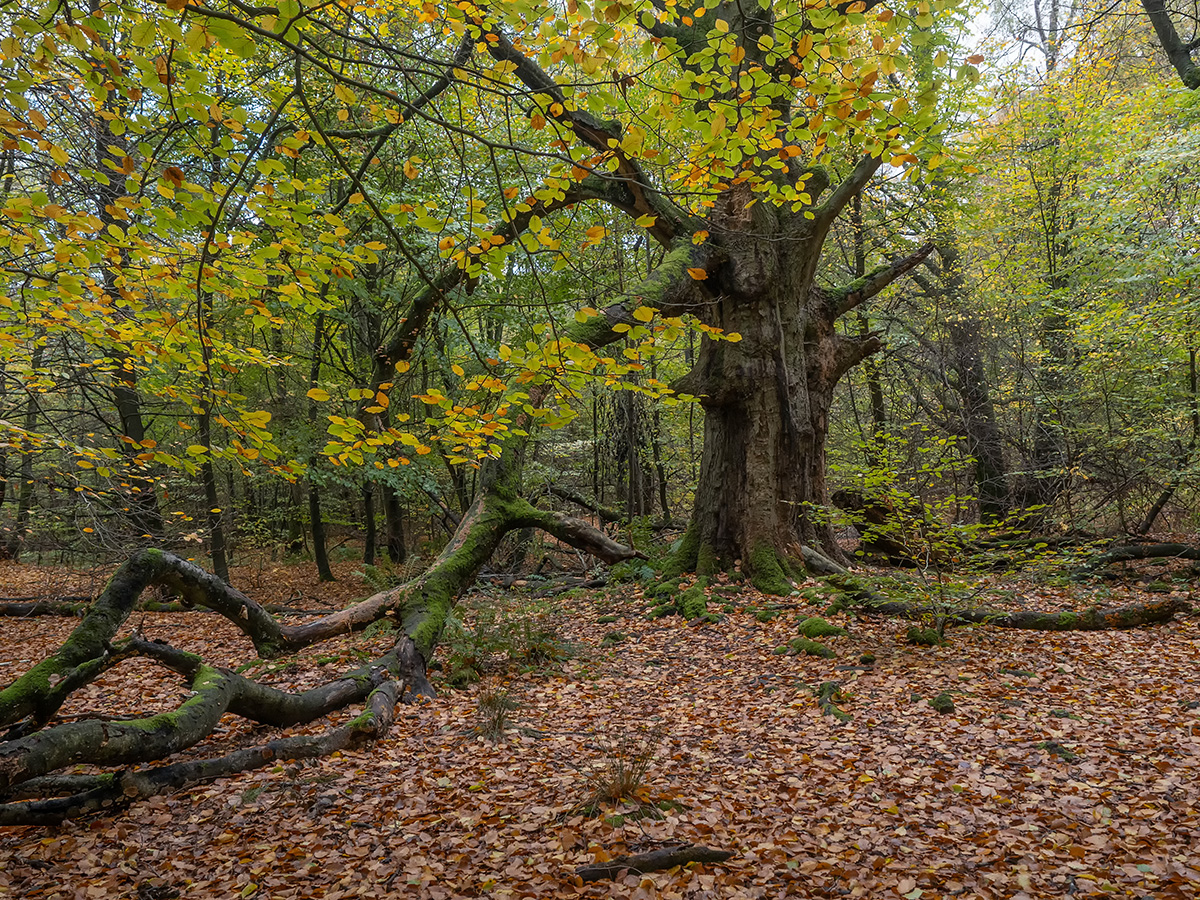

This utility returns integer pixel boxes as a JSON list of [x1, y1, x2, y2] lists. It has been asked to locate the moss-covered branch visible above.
[[510, 501, 647, 563], [830, 243, 935, 318], [852, 594, 1190, 631], [0, 637, 405, 796], [0, 680, 400, 826]]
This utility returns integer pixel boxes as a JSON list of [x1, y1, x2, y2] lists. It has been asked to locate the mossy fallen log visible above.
[[0, 636, 404, 796], [1077, 542, 1200, 577], [0, 680, 400, 826], [857, 596, 1190, 630]]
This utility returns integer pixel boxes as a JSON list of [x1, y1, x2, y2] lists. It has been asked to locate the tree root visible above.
[[0, 679, 400, 826], [0, 635, 408, 797], [575, 844, 734, 883]]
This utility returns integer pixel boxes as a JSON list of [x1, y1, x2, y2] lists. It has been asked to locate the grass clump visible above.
[[578, 726, 664, 815], [471, 688, 519, 742]]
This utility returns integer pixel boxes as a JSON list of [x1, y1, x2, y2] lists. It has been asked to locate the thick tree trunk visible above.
[[667, 179, 932, 593]]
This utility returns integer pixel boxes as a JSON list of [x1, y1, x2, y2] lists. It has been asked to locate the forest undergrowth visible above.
[[0, 555, 1198, 899]]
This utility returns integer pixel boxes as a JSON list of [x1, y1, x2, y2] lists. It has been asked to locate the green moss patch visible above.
[[928, 692, 955, 714], [789, 637, 836, 659], [906, 627, 944, 646], [798, 616, 848, 638]]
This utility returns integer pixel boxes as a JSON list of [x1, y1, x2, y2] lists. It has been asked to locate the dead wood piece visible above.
[[854, 596, 1190, 630], [1079, 542, 1200, 575], [0, 599, 90, 617], [0, 679, 400, 826], [575, 844, 734, 883], [0, 635, 405, 796], [535, 577, 607, 598]]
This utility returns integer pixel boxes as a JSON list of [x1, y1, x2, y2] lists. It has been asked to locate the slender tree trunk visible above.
[[309, 485, 335, 582], [383, 488, 406, 564], [1135, 348, 1198, 535], [307, 312, 335, 580], [851, 194, 886, 450], [933, 232, 1010, 522], [362, 484, 376, 566]]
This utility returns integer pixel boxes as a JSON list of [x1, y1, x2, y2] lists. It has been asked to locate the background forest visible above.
[[0, 0, 1197, 575]]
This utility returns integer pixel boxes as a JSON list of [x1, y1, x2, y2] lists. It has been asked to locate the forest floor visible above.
[[1, 555, 1199, 899]]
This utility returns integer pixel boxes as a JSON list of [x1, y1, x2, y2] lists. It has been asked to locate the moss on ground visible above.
[[906, 627, 944, 646], [929, 692, 955, 714], [797, 616, 848, 638], [789, 637, 836, 658]]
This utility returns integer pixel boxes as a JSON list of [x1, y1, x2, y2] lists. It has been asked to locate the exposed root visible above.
[[0, 680, 400, 826]]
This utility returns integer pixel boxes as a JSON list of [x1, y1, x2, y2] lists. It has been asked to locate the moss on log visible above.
[[858, 596, 1189, 631], [0, 680, 400, 826]]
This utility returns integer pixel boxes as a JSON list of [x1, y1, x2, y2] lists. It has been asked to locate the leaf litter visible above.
[[0, 558, 1198, 899]]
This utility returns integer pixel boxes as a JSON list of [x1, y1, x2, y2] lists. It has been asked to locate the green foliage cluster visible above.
[[438, 598, 572, 688]]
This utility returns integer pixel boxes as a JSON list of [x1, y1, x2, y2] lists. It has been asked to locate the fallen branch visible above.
[[0, 679, 400, 826], [0, 636, 405, 795], [575, 844, 734, 883], [1077, 542, 1200, 576], [0, 599, 90, 617], [854, 595, 1190, 630]]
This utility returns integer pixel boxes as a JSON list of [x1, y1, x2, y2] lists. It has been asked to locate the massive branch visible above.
[[1142, 0, 1200, 89]]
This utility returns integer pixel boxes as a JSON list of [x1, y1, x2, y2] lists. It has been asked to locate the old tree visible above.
[[1, 0, 1190, 824]]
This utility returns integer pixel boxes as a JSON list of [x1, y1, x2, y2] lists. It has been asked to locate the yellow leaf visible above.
[[725, 332, 742, 342], [585, 225, 605, 242], [632, 306, 655, 322], [635, 214, 657, 228], [692, 230, 709, 244], [307, 388, 330, 401], [452, 364, 465, 376], [687, 268, 708, 280], [348, 192, 364, 205]]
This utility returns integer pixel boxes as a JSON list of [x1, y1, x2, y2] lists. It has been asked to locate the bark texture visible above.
[[576, 845, 734, 883], [668, 175, 932, 591]]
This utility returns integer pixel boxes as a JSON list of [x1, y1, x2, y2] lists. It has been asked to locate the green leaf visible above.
[[205, 17, 257, 59]]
